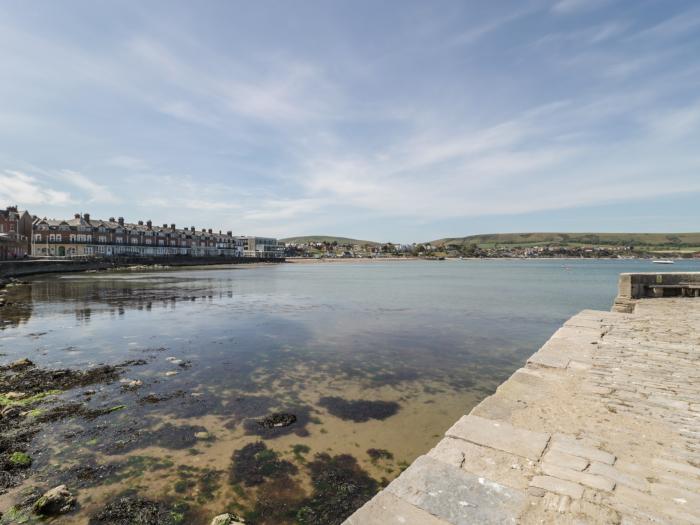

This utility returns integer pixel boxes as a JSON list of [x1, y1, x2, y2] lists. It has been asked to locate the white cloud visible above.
[[0, 171, 72, 206], [58, 170, 118, 203], [551, 0, 610, 15]]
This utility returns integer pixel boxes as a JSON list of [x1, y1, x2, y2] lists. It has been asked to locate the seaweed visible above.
[[229, 442, 297, 487], [88, 492, 190, 525], [295, 453, 379, 525], [367, 448, 394, 462], [318, 397, 399, 422]]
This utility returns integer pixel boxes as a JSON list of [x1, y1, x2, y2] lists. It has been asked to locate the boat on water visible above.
[[652, 259, 675, 264]]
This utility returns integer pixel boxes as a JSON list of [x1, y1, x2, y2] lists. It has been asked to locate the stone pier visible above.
[[346, 273, 700, 525]]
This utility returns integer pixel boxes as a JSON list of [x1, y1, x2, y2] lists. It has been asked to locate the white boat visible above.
[[652, 259, 675, 264]]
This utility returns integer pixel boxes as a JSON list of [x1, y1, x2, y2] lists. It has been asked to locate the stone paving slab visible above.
[[445, 415, 550, 461], [344, 491, 451, 525], [384, 455, 525, 525], [346, 295, 700, 525]]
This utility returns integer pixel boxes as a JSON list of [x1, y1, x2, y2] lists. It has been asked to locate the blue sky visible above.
[[0, 0, 699, 242]]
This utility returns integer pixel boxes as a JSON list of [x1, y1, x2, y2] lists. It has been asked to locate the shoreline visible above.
[[347, 274, 700, 524], [284, 256, 683, 264]]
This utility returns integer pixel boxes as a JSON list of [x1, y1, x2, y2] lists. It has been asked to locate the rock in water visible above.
[[211, 513, 245, 525], [33, 485, 76, 515], [258, 413, 296, 428], [8, 358, 33, 370]]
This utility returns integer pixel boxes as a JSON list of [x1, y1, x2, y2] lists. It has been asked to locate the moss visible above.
[[0, 390, 61, 407], [9, 451, 32, 467], [0, 506, 32, 524]]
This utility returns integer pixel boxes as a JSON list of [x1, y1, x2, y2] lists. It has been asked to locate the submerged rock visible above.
[[243, 406, 312, 438], [258, 413, 296, 428], [7, 358, 33, 370], [103, 423, 206, 454], [33, 484, 76, 515], [210, 513, 244, 525]]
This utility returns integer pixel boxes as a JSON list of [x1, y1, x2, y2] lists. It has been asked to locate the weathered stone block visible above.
[[541, 463, 615, 492], [428, 437, 532, 490], [530, 475, 584, 499], [344, 491, 451, 525], [445, 415, 550, 461], [587, 462, 647, 492], [541, 450, 589, 472], [386, 455, 525, 525], [550, 434, 616, 465], [527, 351, 570, 369]]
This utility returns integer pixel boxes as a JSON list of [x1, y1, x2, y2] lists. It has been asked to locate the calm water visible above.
[[2, 258, 699, 523]]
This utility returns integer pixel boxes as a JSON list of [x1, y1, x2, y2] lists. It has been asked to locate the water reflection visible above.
[[2, 259, 699, 524]]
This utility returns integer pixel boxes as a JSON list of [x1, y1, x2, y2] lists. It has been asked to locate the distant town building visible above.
[[0, 206, 32, 260], [30, 213, 284, 259]]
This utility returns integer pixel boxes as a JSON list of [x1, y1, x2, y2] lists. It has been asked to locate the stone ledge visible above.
[[445, 415, 550, 461]]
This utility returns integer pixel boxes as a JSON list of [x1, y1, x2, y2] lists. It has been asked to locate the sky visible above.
[[0, 0, 699, 243]]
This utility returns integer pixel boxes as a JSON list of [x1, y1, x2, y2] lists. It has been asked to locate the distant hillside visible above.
[[432, 232, 700, 249], [280, 235, 380, 246]]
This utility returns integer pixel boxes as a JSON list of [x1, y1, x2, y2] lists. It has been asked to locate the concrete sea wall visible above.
[[346, 273, 700, 524], [0, 256, 284, 280]]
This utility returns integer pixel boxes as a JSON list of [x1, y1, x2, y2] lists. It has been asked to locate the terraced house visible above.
[[30, 213, 283, 259], [0, 205, 32, 260]]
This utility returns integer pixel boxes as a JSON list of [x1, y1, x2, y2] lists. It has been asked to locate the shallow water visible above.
[[1, 258, 699, 523]]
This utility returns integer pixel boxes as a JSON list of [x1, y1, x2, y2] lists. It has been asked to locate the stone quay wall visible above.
[[346, 272, 700, 524], [0, 256, 284, 280]]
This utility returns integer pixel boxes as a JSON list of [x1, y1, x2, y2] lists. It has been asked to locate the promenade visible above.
[[346, 274, 700, 524]]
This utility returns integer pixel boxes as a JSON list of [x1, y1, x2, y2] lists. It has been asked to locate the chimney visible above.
[[208, 228, 212, 234], [163, 223, 167, 228], [202, 228, 206, 233], [109, 217, 115, 222], [83, 213, 90, 222], [138, 220, 144, 226], [227, 231, 232, 236], [171, 224, 176, 230], [118, 217, 124, 226], [146, 220, 152, 229], [191, 226, 195, 232], [74, 213, 81, 219]]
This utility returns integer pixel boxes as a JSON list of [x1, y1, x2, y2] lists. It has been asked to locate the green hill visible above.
[[432, 232, 700, 250], [280, 235, 380, 246]]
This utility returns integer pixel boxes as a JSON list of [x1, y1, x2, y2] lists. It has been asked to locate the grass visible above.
[[432, 232, 700, 250], [280, 235, 380, 246]]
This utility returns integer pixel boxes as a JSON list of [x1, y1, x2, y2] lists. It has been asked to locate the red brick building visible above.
[[0, 206, 32, 259]]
